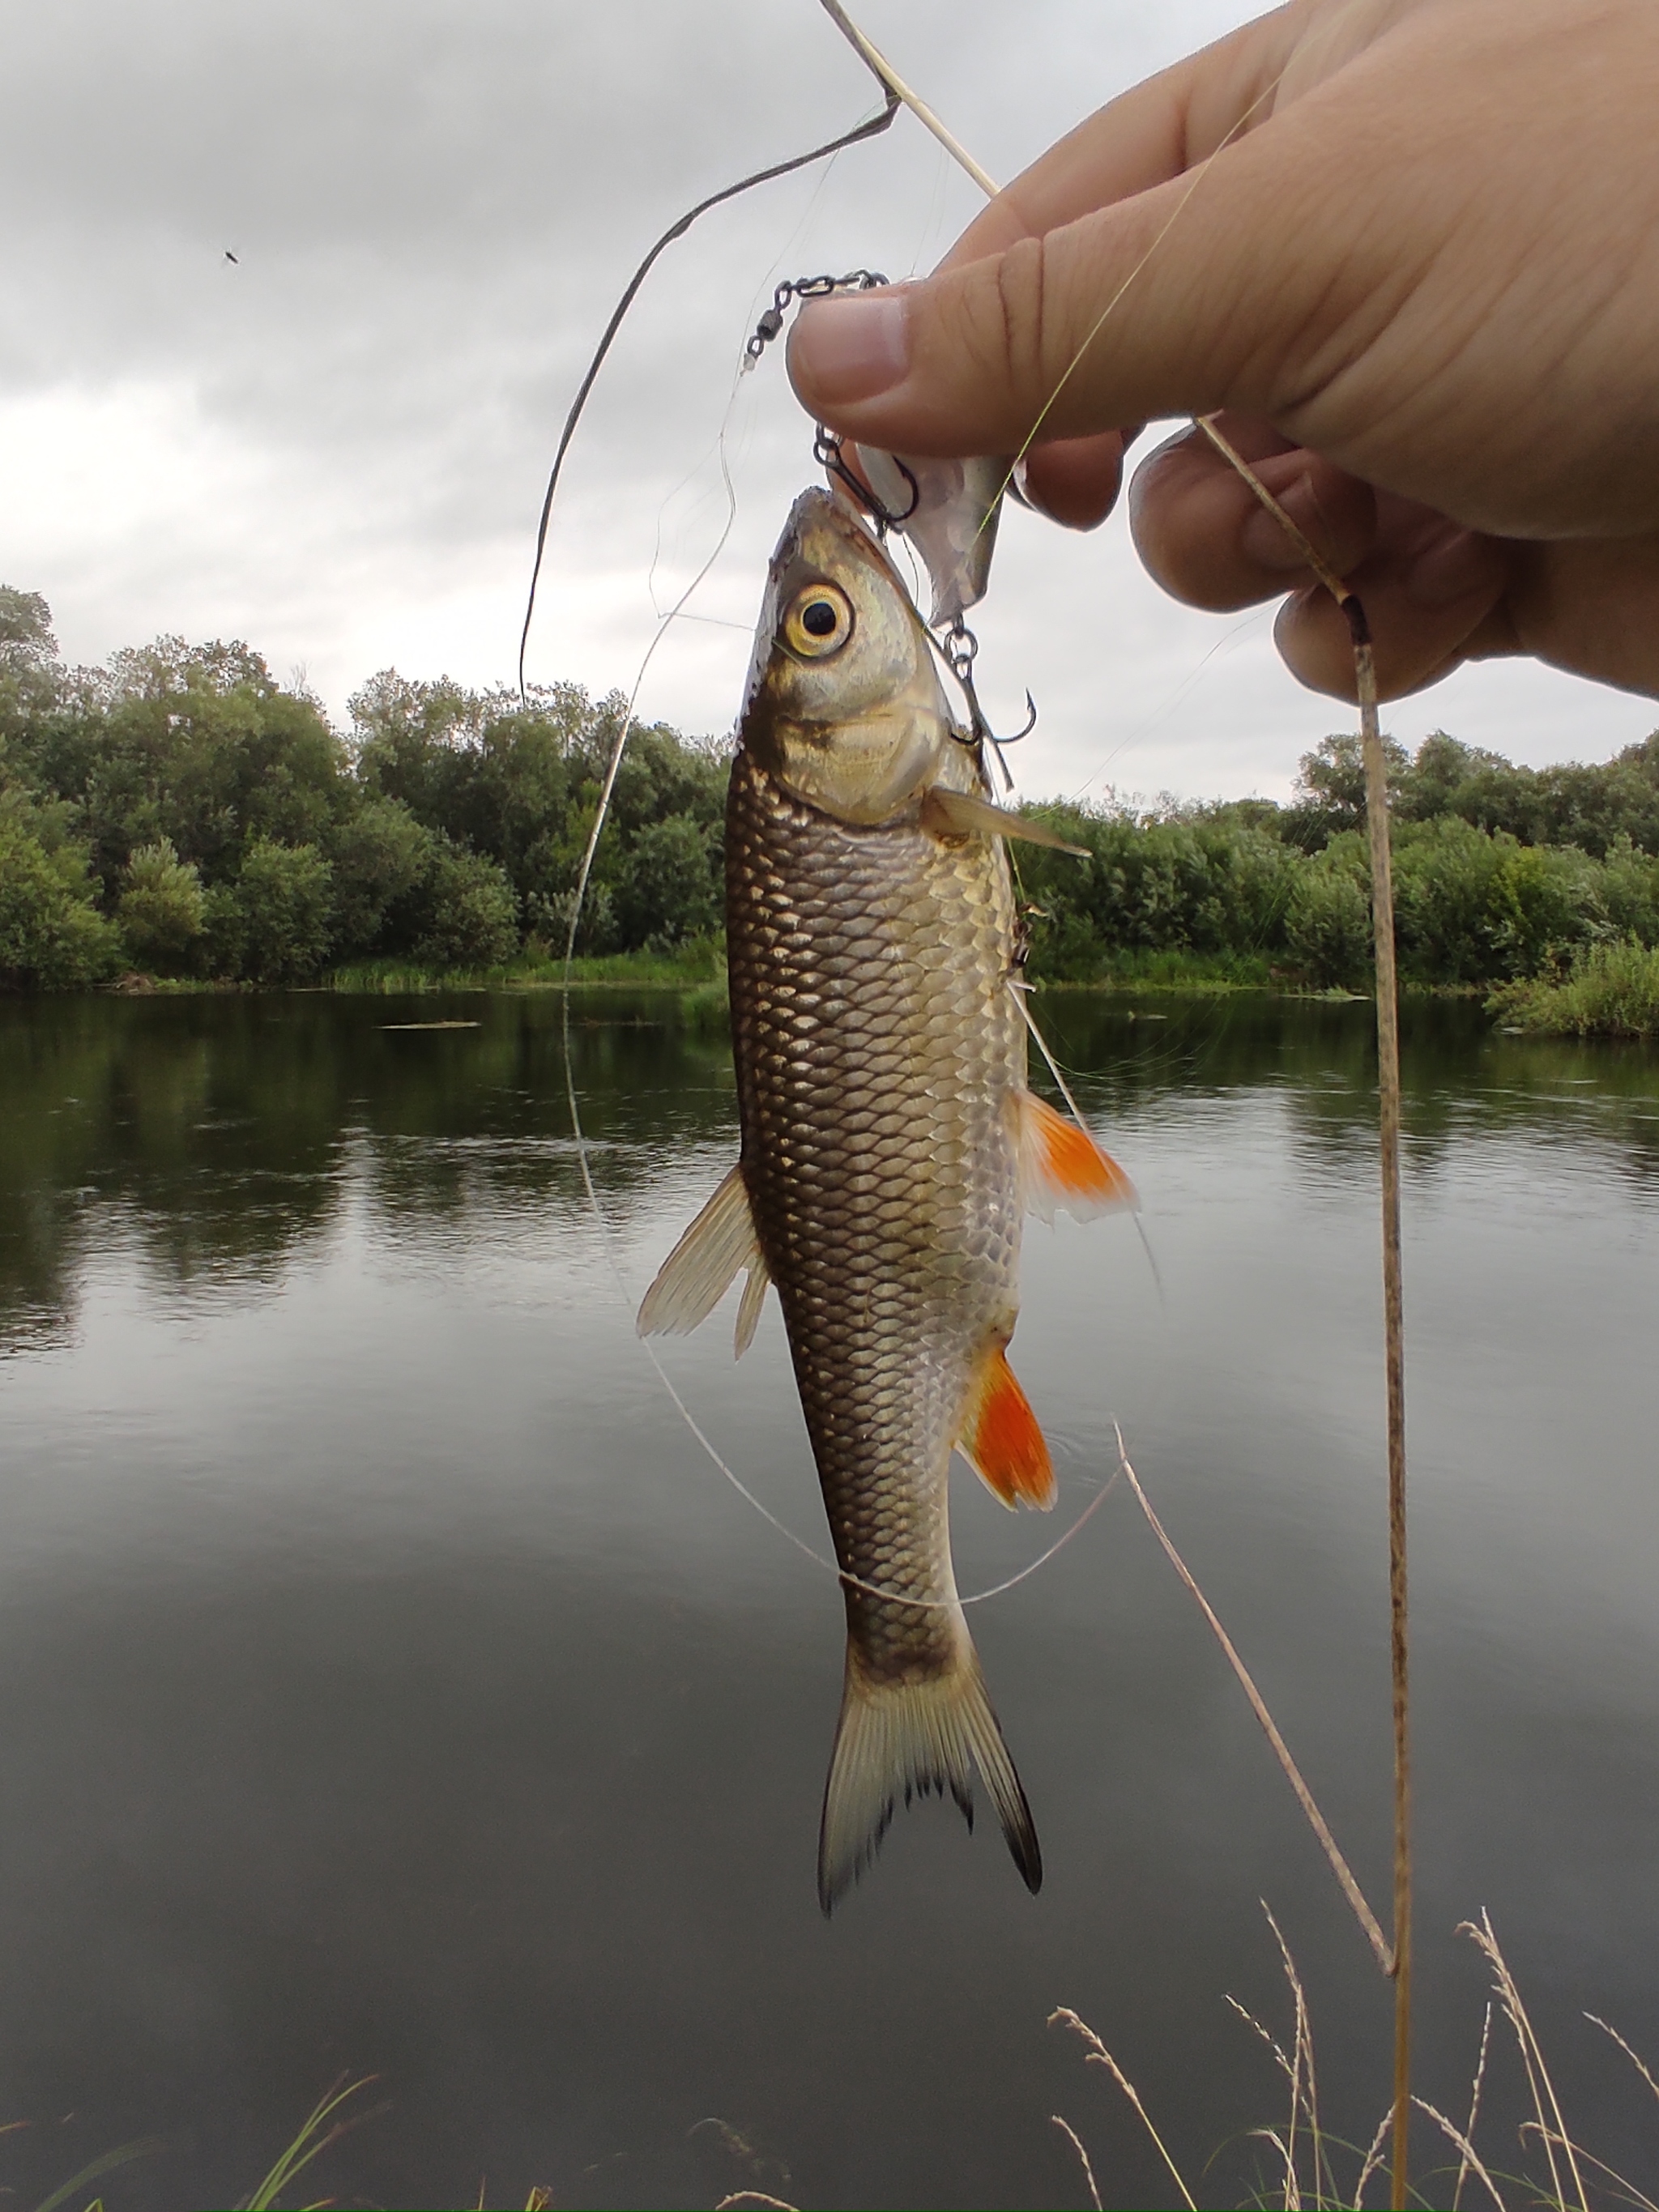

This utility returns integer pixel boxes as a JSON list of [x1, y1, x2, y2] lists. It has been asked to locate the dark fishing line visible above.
[[516, 85, 899, 702]]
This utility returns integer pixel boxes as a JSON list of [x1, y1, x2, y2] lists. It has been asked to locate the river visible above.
[[1, 989, 1656, 2209]]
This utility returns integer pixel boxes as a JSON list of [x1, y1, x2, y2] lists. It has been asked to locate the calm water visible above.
[[2, 989, 1658, 2209]]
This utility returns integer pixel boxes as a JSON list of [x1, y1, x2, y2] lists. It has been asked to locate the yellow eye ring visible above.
[[783, 582, 854, 658]]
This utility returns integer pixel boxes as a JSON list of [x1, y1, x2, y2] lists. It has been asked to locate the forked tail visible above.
[[817, 1638, 1041, 1912]]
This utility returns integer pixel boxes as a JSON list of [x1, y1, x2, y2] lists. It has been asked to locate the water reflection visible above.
[[0, 989, 1657, 2210]]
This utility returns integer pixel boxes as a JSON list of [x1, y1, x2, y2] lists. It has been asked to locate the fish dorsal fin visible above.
[[958, 1344, 1056, 1511], [637, 1164, 762, 1340], [1018, 1090, 1137, 1225], [733, 1257, 771, 1358], [919, 785, 1088, 856]]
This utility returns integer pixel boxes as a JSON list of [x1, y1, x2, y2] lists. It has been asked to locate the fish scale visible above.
[[638, 487, 1130, 1906], [726, 745, 1021, 1677]]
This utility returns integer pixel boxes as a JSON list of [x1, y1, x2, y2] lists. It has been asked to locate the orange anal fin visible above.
[[960, 1346, 1056, 1511], [1019, 1089, 1136, 1225]]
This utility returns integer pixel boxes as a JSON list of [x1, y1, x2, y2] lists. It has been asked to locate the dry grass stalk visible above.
[[1353, 2105, 1394, 2208], [714, 2195, 800, 2210], [1411, 2097, 1510, 2210], [1453, 2001, 1495, 2212], [1114, 1430, 1392, 1975], [1049, 2006, 1200, 2212], [1197, 414, 1415, 2212], [1586, 2014, 1659, 2108], [1462, 1912, 1589, 2212], [1522, 2128, 1659, 2212], [1050, 2113, 1103, 2211]]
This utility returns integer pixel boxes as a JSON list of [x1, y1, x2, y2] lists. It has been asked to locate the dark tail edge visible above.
[[817, 1646, 1041, 1912]]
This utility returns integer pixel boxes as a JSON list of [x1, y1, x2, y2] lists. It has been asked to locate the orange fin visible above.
[[1017, 1089, 1137, 1225], [959, 1345, 1056, 1511]]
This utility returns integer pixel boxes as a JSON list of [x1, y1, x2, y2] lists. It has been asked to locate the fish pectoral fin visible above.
[[958, 1344, 1056, 1511], [636, 1164, 762, 1338], [733, 1257, 771, 1358], [1017, 1089, 1137, 1225], [920, 785, 1088, 857]]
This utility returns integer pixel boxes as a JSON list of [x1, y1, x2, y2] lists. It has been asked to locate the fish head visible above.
[[739, 488, 954, 826]]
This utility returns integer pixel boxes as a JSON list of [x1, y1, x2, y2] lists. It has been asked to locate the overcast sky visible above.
[[2, 0, 1652, 803]]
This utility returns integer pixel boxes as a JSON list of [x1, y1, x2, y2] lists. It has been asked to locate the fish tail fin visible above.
[[817, 1641, 1041, 1913]]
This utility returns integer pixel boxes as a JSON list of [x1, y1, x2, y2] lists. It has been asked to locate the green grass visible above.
[[322, 939, 726, 995], [1490, 938, 1659, 1038], [1033, 947, 1281, 992]]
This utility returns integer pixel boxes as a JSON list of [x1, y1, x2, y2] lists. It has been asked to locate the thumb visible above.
[[784, 83, 1416, 467]]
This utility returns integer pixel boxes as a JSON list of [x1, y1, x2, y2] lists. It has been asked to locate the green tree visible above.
[[118, 837, 207, 974], [614, 811, 722, 948], [231, 837, 335, 983], [404, 835, 518, 968], [1285, 837, 1373, 987], [0, 804, 122, 988], [325, 795, 430, 960]]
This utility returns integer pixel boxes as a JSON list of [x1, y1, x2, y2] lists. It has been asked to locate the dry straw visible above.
[[812, 6, 1415, 2203]]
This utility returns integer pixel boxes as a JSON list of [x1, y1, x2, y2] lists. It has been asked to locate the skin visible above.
[[786, 0, 1659, 706]]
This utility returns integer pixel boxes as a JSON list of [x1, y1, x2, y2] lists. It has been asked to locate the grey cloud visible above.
[[0, 0, 1650, 796]]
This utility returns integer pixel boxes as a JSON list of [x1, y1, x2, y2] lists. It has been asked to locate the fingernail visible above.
[[1241, 484, 1320, 572], [1405, 527, 1497, 607], [788, 289, 911, 406]]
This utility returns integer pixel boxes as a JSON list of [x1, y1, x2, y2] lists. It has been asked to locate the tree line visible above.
[[1017, 728, 1659, 990], [5, 582, 1659, 995], [0, 587, 727, 987]]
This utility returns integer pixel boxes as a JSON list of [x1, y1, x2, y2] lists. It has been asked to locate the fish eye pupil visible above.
[[801, 598, 839, 637]]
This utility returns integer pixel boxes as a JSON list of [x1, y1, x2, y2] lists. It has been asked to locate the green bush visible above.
[[1491, 939, 1659, 1037], [407, 836, 518, 969], [232, 837, 335, 983], [325, 795, 430, 959], [0, 809, 122, 988], [614, 811, 722, 949], [1285, 838, 1372, 987], [117, 837, 207, 973]]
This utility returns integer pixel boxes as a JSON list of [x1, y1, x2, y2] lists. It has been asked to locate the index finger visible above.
[[936, 0, 1318, 268]]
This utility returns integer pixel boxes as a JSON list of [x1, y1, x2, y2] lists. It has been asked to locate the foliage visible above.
[[1491, 938, 1659, 1037], [0, 592, 729, 990], [11, 579, 1659, 999], [0, 802, 123, 988], [117, 837, 207, 974], [231, 837, 335, 984], [402, 833, 519, 969]]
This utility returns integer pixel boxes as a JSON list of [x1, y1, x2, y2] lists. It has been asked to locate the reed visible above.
[[1491, 939, 1659, 1037]]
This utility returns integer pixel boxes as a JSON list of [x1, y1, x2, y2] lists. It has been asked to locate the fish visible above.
[[638, 485, 1133, 1910]]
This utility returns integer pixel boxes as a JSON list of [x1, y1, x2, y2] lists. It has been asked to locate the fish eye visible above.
[[783, 582, 854, 658]]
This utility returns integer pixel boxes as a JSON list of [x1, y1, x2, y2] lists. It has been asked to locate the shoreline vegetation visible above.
[[6, 586, 1659, 1037]]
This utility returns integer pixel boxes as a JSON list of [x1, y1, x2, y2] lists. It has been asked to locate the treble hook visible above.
[[942, 620, 1037, 790]]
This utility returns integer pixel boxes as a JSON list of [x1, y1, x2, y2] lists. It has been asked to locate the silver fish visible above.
[[640, 487, 1132, 1908]]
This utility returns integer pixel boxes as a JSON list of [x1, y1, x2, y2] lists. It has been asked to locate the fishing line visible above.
[[548, 369, 1115, 1614], [517, 81, 900, 703], [537, 12, 1138, 1623], [1066, 607, 1271, 805]]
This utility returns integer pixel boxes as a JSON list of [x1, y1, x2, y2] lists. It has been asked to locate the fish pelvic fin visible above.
[[818, 1643, 1042, 1913], [733, 1257, 770, 1358], [636, 1163, 761, 1340], [1018, 1089, 1137, 1225], [959, 1342, 1056, 1511]]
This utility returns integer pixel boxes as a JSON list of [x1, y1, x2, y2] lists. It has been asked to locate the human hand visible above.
[[787, 0, 1659, 703]]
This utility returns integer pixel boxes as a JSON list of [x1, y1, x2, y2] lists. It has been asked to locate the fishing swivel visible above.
[[744, 269, 889, 361]]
